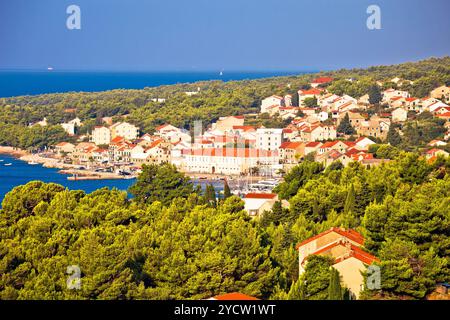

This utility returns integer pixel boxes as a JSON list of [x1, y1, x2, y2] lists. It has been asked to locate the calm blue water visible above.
[[0, 155, 135, 203], [0, 70, 304, 98], [0, 155, 225, 204]]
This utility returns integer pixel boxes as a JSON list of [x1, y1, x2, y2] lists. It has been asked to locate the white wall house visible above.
[[91, 126, 111, 146], [110, 122, 139, 140], [256, 128, 283, 151], [260, 95, 284, 113]]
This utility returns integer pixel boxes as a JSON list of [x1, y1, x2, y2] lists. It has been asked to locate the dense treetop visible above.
[[1, 154, 448, 300]]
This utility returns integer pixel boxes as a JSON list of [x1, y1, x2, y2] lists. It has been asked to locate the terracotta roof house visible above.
[[311, 77, 334, 87], [208, 293, 259, 300], [296, 227, 378, 299]]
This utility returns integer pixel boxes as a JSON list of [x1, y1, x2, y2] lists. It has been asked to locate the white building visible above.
[[260, 95, 284, 113], [392, 108, 408, 122], [382, 89, 410, 102], [91, 126, 111, 146], [182, 148, 278, 175], [256, 128, 283, 151], [110, 122, 139, 140]]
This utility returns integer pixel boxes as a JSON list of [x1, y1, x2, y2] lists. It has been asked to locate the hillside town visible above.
[[2, 71, 450, 302], [27, 77, 448, 183]]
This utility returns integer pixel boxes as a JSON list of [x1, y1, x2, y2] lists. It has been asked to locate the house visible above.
[[279, 142, 305, 163], [357, 118, 389, 140], [354, 137, 376, 151], [391, 108, 408, 122], [318, 141, 356, 155], [426, 101, 449, 113], [212, 116, 245, 132], [316, 149, 352, 167], [278, 106, 300, 120], [304, 141, 322, 155], [243, 193, 278, 217], [110, 122, 139, 140], [92, 148, 109, 163], [428, 139, 447, 147], [284, 94, 293, 107], [358, 94, 370, 105], [298, 88, 323, 106], [318, 111, 329, 122], [382, 89, 410, 102], [261, 95, 284, 113], [297, 124, 337, 142], [434, 106, 450, 115], [73, 142, 97, 163], [54, 142, 76, 156], [155, 124, 191, 143], [256, 128, 283, 151], [296, 227, 378, 299], [60, 118, 82, 136], [425, 148, 449, 159], [403, 97, 421, 112], [310, 77, 333, 88], [337, 111, 365, 128], [436, 112, 450, 122], [91, 126, 111, 146], [430, 85, 450, 103]]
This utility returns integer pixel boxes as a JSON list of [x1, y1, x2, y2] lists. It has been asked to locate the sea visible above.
[[0, 70, 304, 98], [0, 154, 226, 204]]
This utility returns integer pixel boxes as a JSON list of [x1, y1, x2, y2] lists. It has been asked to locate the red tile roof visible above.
[[305, 141, 322, 147], [232, 125, 256, 132], [437, 112, 450, 118], [155, 124, 170, 131], [296, 227, 364, 250], [111, 136, 125, 144], [280, 141, 303, 150], [212, 293, 259, 301], [312, 77, 333, 84], [244, 193, 277, 199], [184, 148, 277, 158], [299, 88, 322, 96]]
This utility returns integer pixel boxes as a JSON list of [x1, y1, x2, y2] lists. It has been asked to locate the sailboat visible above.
[[219, 69, 224, 76]]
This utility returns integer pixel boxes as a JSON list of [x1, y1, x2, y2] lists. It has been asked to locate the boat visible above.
[[4, 163, 12, 166], [28, 161, 39, 165], [0, 159, 4, 162]]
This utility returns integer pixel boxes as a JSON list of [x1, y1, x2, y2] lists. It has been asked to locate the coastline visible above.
[[0, 146, 29, 158], [0, 146, 133, 181], [0, 146, 274, 183]]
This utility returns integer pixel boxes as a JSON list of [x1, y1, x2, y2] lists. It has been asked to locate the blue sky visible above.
[[0, 0, 449, 71]]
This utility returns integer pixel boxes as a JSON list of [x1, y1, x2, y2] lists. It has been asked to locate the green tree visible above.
[[368, 85, 382, 104], [299, 255, 333, 300], [223, 180, 232, 199], [129, 163, 194, 206], [328, 268, 343, 300], [204, 184, 217, 207], [387, 126, 402, 146], [337, 113, 356, 135]]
